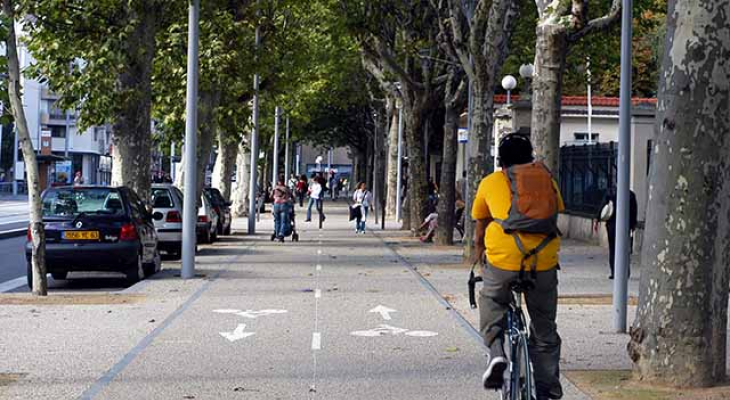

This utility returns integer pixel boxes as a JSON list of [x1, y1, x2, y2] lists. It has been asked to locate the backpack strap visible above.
[[511, 231, 558, 280]]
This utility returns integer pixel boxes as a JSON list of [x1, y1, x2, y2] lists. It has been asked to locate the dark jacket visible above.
[[597, 190, 638, 231]]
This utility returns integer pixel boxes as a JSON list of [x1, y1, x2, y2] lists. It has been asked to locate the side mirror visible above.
[[152, 212, 164, 221]]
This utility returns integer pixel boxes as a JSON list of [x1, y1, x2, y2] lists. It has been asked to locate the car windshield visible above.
[[151, 188, 174, 208], [42, 188, 125, 217]]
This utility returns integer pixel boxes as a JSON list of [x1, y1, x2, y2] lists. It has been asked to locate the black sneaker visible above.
[[482, 356, 507, 390]]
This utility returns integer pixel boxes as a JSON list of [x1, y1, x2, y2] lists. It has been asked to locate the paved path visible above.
[[1, 204, 507, 399]]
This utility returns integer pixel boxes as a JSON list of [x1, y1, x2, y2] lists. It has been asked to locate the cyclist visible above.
[[471, 133, 564, 400]]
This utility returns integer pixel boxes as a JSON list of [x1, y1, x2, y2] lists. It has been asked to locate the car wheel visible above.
[[126, 253, 145, 285], [144, 249, 161, 277], [51, 271, 68, 281]]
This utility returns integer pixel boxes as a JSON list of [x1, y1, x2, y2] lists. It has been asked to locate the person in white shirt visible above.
[[306, 174, 325, 222], [352, 182, 372, 233]]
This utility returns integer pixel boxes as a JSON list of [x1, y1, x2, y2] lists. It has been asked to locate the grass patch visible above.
[[558, 295, 638, 306], [0, 293, 146, 306], [565, 370, 730, 400]]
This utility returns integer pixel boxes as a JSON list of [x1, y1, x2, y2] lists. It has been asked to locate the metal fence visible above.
[[559, 142, 617, 217]]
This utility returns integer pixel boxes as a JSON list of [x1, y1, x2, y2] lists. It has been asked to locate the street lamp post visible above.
[[247, 1, 261, 235], [395, 99, 404, 223], [284, 115, 291, 181], [613, 0, 633, 333], [181, 0, 200, 280], [272, 106, 281, 187], [587, 57, 593, 145], [519, 64, 534, 101], [498, 75, 518, 170]]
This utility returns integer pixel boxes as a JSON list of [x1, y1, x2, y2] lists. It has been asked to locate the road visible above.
[[0, 198, 29, 233]]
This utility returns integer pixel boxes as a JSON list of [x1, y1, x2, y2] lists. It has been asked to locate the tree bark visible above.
[[386, 105, 400, 217], [193, 90, 219, 200], [4, 0, 47, 295], [232, 137, 251, 217], [403, 98, 428, 234], [627, 0, 730, 387], [437, 70, 467, 245], [110, 1, 158, 203], [530, 24, 568, 175], [212, 130, 237, 201]]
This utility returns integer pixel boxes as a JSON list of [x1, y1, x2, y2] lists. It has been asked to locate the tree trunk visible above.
[[232, 137, 251, 217], [193, 90, 219, 200], [111, 1, 158, 203], [627, 0, 730, 387], [437, 71, 467, 245], [530, 24, 568, 175], [4, 0, 47, 295], [404, 100, 428, 235], [212, 130, 237, 201], [463, 79, 497, 258], [386, 106, 400, 217], [366, 128, 374, 192]]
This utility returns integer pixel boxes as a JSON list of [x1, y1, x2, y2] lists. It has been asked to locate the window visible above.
[[42, 188, 124, 217], [50, 126, 66, 138], [151, 188, 174, 208], [574, 132, 599, 142]]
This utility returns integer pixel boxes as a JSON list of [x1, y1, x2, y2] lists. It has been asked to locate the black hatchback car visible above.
[[25, 186, 161, 288]]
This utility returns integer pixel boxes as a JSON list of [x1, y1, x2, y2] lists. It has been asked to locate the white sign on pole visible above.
[[458, 128, 469, 143]]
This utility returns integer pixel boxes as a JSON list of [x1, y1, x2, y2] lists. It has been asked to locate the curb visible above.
[[0, 228, 25, 240]]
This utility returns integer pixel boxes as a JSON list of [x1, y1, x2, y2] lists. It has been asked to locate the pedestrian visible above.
[[329, 171, 338, 201], [306, 173, 325, 222], [295, 174, 308, 207], [272, 175, 293, 242], [73, 171, 84, 186], [593, 187, 638, 279], [351, 182, 372, 233], [472, 133, 564, 400], [288, 174, 298, 191], [418, 204, 438, 242]]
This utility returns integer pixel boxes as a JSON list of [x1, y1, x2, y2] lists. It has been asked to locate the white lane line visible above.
[[316, 264, 322, 271], [0, 277, 26, 293], [315, 289, 321, 299], [311, 332, 321, 350], [0, 218, 29, 225]]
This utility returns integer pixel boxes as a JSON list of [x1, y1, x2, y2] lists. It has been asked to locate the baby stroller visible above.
[[271, 205, 300, 243]]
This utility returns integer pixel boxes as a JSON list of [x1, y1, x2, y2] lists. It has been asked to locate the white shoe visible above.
[[482, 356, 507, 390]]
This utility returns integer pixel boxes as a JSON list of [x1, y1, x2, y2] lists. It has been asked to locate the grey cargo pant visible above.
[[479, 263, 562, 398]]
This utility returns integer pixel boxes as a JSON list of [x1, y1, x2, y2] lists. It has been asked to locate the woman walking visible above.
[[352, 182, 372, 234]]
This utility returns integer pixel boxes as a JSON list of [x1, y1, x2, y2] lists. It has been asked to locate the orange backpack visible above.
[[495, 162, 560, 275]]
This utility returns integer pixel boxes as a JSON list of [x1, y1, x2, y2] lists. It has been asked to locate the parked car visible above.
[[26, 186, 161, 287], [150, 184, 185, 259], [204, 187, 232, 235], [197, 191, 219, 244]]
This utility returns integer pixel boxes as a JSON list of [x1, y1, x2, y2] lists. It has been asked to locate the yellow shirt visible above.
[[471, 171, 564, 271]]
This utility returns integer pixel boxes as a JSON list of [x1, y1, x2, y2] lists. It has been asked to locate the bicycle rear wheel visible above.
[[519, 334, 536, 400]]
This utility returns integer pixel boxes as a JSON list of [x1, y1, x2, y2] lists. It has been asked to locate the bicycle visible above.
[[469, 265, 537, 400]]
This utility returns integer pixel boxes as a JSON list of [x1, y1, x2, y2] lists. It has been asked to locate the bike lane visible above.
[[81, 209, 498, 399]]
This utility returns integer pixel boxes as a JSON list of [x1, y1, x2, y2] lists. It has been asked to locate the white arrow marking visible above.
[[369, 305, 397, 321], [405, 330, 439, 337], [316, 264, 322, 271], [351, 324, 409, 337], [317, 249, 322, 255], [212, 309, 242, 314], [315, 289, 322, 298], [235, 309, 289, 319], [219, 324, 255, 342]]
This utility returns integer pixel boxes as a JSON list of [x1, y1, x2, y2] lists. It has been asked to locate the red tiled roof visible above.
[[493, 94, 657, 107]]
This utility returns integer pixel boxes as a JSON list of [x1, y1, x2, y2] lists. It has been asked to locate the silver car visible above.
[[150, 184, 185, 258], [197, 191, 219, 244]]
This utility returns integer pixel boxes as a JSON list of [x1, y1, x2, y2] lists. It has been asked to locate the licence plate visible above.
[[63, 231, 100, 240]]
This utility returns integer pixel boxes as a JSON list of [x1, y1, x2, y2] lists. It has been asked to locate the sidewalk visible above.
[[1, 203, 505, 399]]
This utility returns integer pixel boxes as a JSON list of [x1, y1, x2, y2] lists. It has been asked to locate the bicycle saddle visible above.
[[509, 279, 535, 293]]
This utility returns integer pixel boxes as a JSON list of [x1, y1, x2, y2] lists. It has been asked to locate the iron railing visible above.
[[558, 142, 617, 217]]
